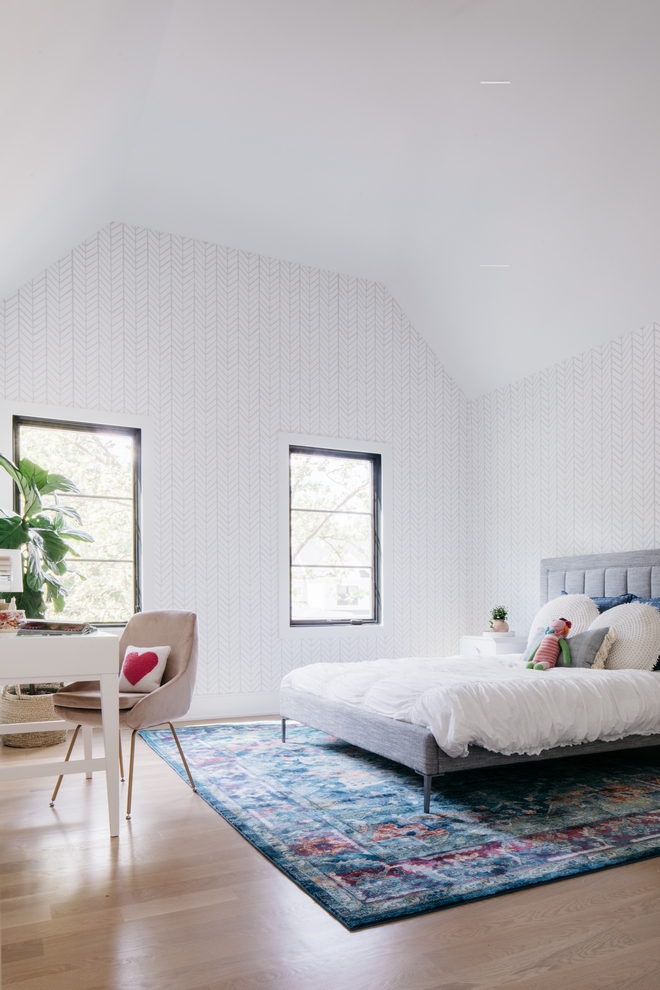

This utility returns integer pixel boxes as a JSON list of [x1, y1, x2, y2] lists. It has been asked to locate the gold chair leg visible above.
[[50, 725, 81, 806], [126, 729, 137, 820], [119, 731, 125, 782], [168, 722, 196, 792]]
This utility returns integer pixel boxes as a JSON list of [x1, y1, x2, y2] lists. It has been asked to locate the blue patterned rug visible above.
[[140, 722, 660, 930]]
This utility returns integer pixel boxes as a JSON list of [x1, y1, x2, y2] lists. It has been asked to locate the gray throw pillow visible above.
[[567, 627, 611, 668]]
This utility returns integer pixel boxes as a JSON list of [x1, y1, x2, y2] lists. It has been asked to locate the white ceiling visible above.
[[2, 0, 659, 398]]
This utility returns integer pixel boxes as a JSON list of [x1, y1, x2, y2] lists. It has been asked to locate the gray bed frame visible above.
[[280, 550, 660, 812]]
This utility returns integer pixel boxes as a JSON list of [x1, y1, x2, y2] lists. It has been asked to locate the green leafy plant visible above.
[[489, 606, 508, 628], [0, 453, 94, 618]]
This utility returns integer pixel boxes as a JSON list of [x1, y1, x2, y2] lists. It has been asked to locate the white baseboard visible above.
[[185, 691, 280, 721]]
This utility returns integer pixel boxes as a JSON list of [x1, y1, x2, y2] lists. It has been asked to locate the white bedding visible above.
[[281, 655, 660, 758]]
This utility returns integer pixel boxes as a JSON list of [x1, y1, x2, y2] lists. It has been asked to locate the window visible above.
[[13, 417, 141, 625], [289, 446, 381, 625]]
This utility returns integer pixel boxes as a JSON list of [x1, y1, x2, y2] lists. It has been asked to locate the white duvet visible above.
[[280, 655, 660, 758]]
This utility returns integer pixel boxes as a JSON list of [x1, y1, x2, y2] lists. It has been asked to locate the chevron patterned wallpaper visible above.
[[0, 222, 469, 711], [3, 221, 655, 712], [468, 322, 660, 640]]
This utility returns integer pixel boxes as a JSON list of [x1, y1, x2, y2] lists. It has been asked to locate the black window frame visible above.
[[13, 415, 142, 625], [289, 444, 382, 627]]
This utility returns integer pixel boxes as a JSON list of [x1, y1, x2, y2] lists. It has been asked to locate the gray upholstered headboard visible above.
[[540, 550, 660, 605]]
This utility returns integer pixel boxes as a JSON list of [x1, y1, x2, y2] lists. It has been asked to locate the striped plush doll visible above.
[[526, 617, 572, 670]]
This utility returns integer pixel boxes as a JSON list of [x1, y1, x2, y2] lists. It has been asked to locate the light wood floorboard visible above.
[[2, 721, 660, 988]]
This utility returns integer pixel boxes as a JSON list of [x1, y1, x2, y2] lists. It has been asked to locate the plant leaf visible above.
[[19, 459, 80, 496], [40, 472, 80, 495], [0, 453, 41, 516], [13, 587, 44, 619], [39, 504, 83, 524], [33, 527, 71, 564], [14, 459, 46, 516], [62, 528, 94, 543], [25, 540, 45, 591], [44, 574, 68, 596], [44, 578, 68, 613], [29, 530, 44, 551], [18, 458, 49, 493], [0, 452, 24, 488], [19, 477, 42, 518], [0, 515, 28, 549]]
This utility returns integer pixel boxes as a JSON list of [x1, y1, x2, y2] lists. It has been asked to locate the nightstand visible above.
[[460, 634, 528, 657]]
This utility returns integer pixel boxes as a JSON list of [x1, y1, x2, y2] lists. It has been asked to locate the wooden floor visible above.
[[2, 722, 660, 990]]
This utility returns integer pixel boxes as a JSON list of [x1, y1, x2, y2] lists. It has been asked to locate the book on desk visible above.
[[17, 619, 96, 636]]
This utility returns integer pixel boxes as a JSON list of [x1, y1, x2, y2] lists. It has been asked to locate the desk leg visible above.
[[100, 673, 120, 837], [83, 725, 93, 779]]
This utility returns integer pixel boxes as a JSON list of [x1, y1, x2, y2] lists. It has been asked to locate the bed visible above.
[[280, 549, 660, 811]]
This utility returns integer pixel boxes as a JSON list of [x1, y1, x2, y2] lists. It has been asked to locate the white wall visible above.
[[6, 220, 655, 713], [0, 222, 469, 716], [468, 322, 660, 639]]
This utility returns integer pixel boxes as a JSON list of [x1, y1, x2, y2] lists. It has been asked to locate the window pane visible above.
[[290, 453, 371, 512], [291, 566, 373, 621], [17, 427, 133, 497], [291, 510, 372, 567], [289, 447, 379, 624], [54, 496, 133, 560], [15, 422, 139, 624], [49, 561, 134, 624]]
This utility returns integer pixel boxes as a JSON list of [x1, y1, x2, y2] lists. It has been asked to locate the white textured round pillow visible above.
[[588, 602, 660, 670], [527, 594, 600, 646]]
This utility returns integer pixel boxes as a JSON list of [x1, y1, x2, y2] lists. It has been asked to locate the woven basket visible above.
[[0, 684, 66, 748]]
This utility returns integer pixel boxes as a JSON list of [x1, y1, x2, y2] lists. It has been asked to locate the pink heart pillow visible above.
[[119, 645, 171, 693]]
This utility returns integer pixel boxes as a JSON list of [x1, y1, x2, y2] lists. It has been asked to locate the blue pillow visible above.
[[561, 591, 634, 613], [630, 597, 660, 612], [590, 594, 635, 613]]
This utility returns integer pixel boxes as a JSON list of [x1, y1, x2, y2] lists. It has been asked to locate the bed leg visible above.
[[423, 774, 432, 814], [281, 717, 287, 743]]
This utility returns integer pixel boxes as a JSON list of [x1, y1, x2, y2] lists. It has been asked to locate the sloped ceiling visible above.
[[2, 0, 659, 398]]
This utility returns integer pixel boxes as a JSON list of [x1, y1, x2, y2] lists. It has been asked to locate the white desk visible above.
[[0, 632, 120, 837]]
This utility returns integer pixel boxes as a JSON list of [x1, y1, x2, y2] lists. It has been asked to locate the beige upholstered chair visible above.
[[52, 610, 198, 818]]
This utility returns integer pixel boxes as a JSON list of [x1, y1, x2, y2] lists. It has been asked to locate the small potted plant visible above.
[[0, 453, 93, 748], [489, 606, 509, 633]]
